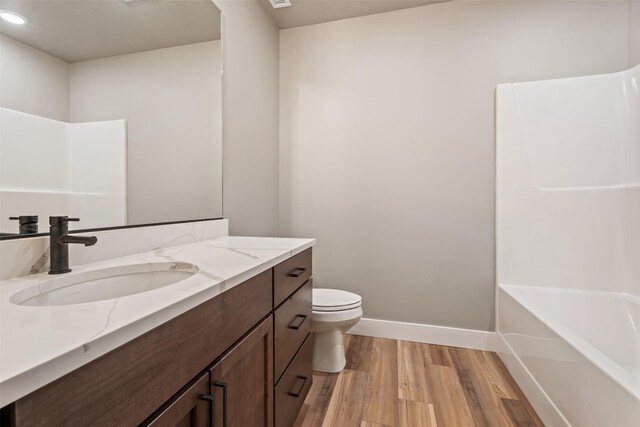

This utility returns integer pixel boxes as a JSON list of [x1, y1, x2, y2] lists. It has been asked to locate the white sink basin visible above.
[[10, 262, 199, 307]]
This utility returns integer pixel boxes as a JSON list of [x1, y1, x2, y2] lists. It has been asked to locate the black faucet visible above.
[[9, 215, 39, 234], [49, 216, 97, 275]]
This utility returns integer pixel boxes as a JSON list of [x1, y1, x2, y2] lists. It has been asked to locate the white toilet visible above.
[[311, 288, 363, 373]]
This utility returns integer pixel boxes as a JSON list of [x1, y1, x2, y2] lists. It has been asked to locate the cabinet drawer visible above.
[[274, 334, 313, 427], [274, 280, 312, 381], [273, 249, 312, 308]]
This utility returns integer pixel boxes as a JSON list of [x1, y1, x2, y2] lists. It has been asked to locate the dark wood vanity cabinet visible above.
[[274, 248, 312, 307], [141, 372, 212, 427], [209, 316, 273, 427], [273, 249, 314, 427], [1, 248, 313, 427], [274, 335, 313, 427]]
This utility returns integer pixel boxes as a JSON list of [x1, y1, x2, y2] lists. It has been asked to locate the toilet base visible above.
[[312, 328, 346, 373]]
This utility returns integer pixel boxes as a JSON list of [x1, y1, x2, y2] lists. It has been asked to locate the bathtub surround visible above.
[[0, 219, 229, 281], [496, 65, 640, 296], [496, 65, 640, 426], [279, 0, 629, 334], [0, 108, 127, 233]]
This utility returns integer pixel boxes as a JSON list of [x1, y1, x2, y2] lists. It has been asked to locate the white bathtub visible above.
[[497, 285, 640, 427]]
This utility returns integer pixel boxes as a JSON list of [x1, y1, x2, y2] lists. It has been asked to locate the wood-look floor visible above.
[[293, 334, 544, 427]]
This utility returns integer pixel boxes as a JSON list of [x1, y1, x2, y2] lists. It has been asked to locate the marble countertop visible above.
[[0, 236, 315, 406]]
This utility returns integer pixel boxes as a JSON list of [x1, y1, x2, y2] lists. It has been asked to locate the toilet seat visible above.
[[312, 288, 362, 312], [312, 306, 363, 324]]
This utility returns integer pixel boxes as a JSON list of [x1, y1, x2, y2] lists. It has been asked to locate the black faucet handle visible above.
[[49, 216, 80, 226], [9, 216, 38, 224]]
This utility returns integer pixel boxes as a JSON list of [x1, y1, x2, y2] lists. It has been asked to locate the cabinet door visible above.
[[141, 372, 213, 427], [209, 316, 273, 427]]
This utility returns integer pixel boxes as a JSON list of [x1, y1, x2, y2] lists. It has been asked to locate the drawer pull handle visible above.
[[287, 267, 307, 277], [199, 394, 215, 427], [214, 381, 228, 427], [288, 375, 308, 398], [288, 314, 308, 330]]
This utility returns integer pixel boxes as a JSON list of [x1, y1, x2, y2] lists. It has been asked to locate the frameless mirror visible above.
[[0, 0, 222, 238]]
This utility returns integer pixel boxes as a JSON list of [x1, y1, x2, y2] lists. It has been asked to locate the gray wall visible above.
[[214, 0, 280, 236], [279, 0, 629, 332], [69, 41, 222, 224], [630, 0, 640, 67], [0, 34, 69, 122]]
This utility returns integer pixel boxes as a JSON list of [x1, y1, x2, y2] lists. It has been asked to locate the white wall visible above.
[[279, 0, 628, 331], [0, 34, 69, 122], [630, 0, 640, 66], [69, 41, 222, 225], [214, 0, 280, 236]]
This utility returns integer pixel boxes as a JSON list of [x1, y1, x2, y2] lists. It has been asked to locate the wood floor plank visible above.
[[429, 345, 453, 367], [362, 338, 399, 426], [397, 340, 432, 402], [427, 365, 475, 427], [345, 334, 374, 372], [490, 353, 545, 427], [295, 336, 543, 427], [359, 421, 390, 427], [449, 347, 514, 426], [476, 350, 517, 399], [501, 398, 542, 427], [293, 404, 310, 427], [448, 350, 490, 427], [322, 369, 368, 427], [295, 373, 339, 427], [398, 399, 437, 427]]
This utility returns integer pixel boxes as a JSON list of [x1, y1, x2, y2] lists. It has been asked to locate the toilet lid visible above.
[[313, 288, 362, 312]]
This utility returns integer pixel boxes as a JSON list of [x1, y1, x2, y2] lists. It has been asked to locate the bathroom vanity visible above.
[[0, 236, 314, 427]]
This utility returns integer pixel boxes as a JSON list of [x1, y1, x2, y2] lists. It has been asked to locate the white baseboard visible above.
[[347, 317, 498, 352]]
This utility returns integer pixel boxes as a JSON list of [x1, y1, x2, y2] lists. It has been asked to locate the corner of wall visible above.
[[629, 0, 640, 67], [217, 0, 281, 237]]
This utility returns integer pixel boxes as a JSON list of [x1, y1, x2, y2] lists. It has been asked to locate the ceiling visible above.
[[259, 0, 449, 29], [0, 0, 221, 63]]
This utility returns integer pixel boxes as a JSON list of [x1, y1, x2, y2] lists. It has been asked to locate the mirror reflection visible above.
[[0, 0, 222, 237]]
